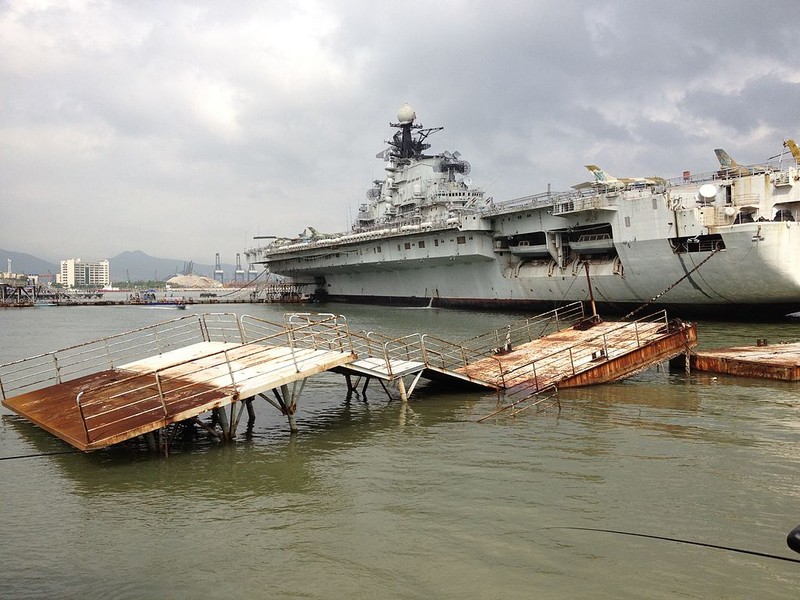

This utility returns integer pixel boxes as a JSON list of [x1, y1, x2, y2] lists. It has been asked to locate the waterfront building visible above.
[[59, 258, 110, 288]]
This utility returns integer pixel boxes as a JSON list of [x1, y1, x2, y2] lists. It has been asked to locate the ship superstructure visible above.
[[246, 105, 800, 317]]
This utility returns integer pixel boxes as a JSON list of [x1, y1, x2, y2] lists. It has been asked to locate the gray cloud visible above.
[[1, 0, 798, 268]]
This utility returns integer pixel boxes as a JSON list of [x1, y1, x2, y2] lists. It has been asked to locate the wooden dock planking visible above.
[[2, 341, 356, 450], [691, 342, 800, 381]]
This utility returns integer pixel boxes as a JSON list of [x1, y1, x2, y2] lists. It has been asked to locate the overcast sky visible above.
[[1, 0, 798, 265]]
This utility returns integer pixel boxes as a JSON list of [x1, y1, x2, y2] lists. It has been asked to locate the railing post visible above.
[[287, 325, 300, 373], [53, 354, 62, 384], [366, 333, 375, 357], [76, 391, 90, 443], [199, 314, 210, 342], [634, 322, 641, 347], [223, 348, 237, 389], [338, 316, 352, 354], [154, 372, 168, 417], [235, 315, 246, 344], [491, 356, 506, 389], [569, 348, 576, 375], [103, 339, 114, 369], [383, 342, 393, 378]]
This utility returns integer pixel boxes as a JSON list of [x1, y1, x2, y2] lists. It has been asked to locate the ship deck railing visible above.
[[488, 186, 624, 217], [258, 215, 463, 257], [666, 159, 788, 187]]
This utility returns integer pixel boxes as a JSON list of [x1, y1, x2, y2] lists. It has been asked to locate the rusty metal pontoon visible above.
[[1, 303, 697, 452]]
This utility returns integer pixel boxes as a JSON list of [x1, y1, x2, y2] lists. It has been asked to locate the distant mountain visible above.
[[109, 251, 235, 283], [0, 249, 58, 276], [0, 248, 238, 283]]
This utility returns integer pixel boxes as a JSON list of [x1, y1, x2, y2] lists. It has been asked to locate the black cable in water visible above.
[[545, 526, 800, 564], [0, 449, 80, 461]]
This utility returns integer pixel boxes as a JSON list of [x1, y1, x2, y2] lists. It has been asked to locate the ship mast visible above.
[[387, 103, 442, 162]]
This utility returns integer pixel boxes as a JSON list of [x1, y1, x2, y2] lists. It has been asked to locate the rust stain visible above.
[[1, 315, 700, 451], [691, 341, 800, 381], [1, 368, 232, 451], [458, 320, 696, 393]]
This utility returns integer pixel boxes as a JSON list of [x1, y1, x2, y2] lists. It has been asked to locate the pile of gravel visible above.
[[165, 274, 223, 288]]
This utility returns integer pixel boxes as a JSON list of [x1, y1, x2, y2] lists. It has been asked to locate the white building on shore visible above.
[[59, 258, 110, 288]]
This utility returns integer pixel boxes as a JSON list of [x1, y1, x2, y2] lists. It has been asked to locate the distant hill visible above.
[[0, 249, 58, 276], [108, 251, 236, 283], [0, 248, 238, 283]]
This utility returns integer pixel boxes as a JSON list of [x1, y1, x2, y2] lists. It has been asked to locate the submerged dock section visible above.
[[0, 313, 356, 451], [1, 303, 697, 452], [691, 341, 800, 381]]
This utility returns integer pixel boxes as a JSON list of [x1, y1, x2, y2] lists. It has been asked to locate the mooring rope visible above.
[[545, 526, 800, 564], [0, 449, 80, 461], [622, 243, 724, 321]]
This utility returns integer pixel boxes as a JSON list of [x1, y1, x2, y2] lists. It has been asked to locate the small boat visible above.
[[141, 302, 187, 310], [570, 233, 615, 254], [127, 290, 187, 309], [509, 240, 550, 258]]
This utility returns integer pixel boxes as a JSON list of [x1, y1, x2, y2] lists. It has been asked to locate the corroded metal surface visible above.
[[458, 317, 696, 394], [1, 307, 699, 452], [2, 341, 355, 451], [692, 342, 800, 381]]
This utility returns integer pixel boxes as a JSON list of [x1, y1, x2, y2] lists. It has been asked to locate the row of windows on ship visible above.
[[298, 235, 475, 261]]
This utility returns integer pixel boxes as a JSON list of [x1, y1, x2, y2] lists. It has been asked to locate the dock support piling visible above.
[[281, 382, 305, 433], [214, 407, 230, 440], [245, 398, 255, 427], [397, 377, 408, 403], [229, 399, 250, 439]]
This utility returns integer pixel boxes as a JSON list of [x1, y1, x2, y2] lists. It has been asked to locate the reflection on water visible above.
[[3, 305, 800, 598]]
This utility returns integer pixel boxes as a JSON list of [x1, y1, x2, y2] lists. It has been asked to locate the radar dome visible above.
[[397, 103, 416, 125], [698, 183, 718, 200]]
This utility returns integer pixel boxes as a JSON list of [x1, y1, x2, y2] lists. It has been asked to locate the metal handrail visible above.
[[500, 309, 670, 391], [0, 313, 243, 400], [456, 301, 585, 356], [381, 334, 425, 377], [74, 330, 328, 443]]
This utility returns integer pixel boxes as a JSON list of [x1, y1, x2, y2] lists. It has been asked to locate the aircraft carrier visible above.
[[246, 104, 800, 318]]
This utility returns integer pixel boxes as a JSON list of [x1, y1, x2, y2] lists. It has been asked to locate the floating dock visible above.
[[1, 283, 309, 308], [1, 302, 697, 453], [691, 341, 800, 381]]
